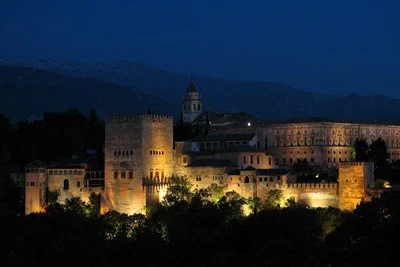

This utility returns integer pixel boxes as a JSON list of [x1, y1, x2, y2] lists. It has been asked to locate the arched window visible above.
[[77, 181, 81, 187], [259, 177, 262, 182], [63, 179, 69, 190], [73, 170, 77, 175], [68, 170, 72, 175], [130, 150, 133, 155], [244, 176, 250, 183], [269, 177, 273, 182], [118, 151, 121, 155], [200, 143, 205, 152], [49, 170, 53, 175], [213, 143, 218, 151], [264, 177, 268, 181], [155, 171, 159, 179], [122, 151, 125, 155], [54, 170, 58, 175], [63, 170, 68, 175], [114, 151, 117, 156]]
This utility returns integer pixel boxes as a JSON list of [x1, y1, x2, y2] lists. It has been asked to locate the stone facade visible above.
[[338, 162, 374, 211], [25, 161, 103, 214], [102, 114, 173, 214]]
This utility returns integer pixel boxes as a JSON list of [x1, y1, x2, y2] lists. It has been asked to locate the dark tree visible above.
[[354, 138, 369, 161], [369, 137, 389, 169]]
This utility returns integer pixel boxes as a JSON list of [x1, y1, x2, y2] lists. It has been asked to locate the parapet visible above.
[[286, 182, 338, 189], [106, 113, 173, 122]]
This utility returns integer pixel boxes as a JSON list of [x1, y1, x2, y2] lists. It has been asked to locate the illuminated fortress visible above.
[[25, 80, 393, 215]]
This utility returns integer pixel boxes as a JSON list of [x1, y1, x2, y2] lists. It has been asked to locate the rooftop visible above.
[[187, 159, 237, 167], [216, 144, 265, 153], [190, 133, 256, 142]]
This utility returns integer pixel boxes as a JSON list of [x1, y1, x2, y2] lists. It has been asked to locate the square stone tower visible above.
[[338, 162, 374, 211], [102, 114, 173, 214]]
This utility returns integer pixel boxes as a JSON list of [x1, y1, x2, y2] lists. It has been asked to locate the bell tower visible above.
[[182, 76, 203, 124]]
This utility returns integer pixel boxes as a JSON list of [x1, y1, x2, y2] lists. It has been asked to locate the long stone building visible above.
[[25, 79, 392, 215]]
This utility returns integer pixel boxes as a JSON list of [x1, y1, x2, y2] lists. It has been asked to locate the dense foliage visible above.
[[1, 176, 399, 266]]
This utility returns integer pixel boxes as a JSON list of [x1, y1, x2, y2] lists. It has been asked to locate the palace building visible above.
[[25, 79, 393, 215]]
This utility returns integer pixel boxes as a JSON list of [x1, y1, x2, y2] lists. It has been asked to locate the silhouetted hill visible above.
[[0, 66, 177, 122], [2, 59, 400, 123]]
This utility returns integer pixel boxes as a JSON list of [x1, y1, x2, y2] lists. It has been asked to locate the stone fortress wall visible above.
[[102, 114, 173, 214]]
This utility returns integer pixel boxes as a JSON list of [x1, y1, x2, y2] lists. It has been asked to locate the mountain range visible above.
[[1, 58, 400, 124]]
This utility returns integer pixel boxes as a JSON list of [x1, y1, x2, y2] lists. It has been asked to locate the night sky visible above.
[[1, 0, 399, 97]]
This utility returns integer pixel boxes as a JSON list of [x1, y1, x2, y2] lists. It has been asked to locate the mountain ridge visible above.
[[1, 58, 400, 124]]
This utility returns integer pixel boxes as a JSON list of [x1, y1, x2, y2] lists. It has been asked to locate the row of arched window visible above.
[[183, 103, 201, 111], [113, 171, 134, 179], [150, 150, 164, 155], [149, 170, 164, 179], [243, 176, 281, 183], [49, 170, 83, 175], [114, 150, 134, 156]]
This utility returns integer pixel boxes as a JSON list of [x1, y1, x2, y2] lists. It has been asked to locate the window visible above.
[[259, 177, 262, 182], [269, 177, 273, 182], [26, 182, 29, 186], [257, 156, 260, 164], [264, 177, 268, 181], [130, 150, 133, 155], [244, 176, 250, 183], [250, 155, 254, 164], [73, 170, 77, 175], [129, 171, 133, 179], [114, 151, 117, 156], [243, 156, 246, 164], [77, 181, 81, 187], [161, 171, 164, 179], [114, 172, 118, 179], [327, 158, 331, 163], [150, 171, 153, 179], [277, 176, 281, 181], [183, 157, 187, 164], [68, 170, 72, 175], [49, 170, 53, 175], [122, 151, 125, 155], [63, 179, 69, 190], [155, 171, 160, 179], [30, 181, 35, 186], [78, 171, 82, 175], [150, 150, 152, 155], [121, 171, 126, 178], [118, 151, 121, 155]]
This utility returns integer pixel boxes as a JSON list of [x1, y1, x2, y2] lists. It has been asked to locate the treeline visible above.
[[1, 177, 399, 266], [0, 109, 104, 175]]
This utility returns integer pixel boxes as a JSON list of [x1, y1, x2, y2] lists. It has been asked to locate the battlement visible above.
[[339, 162, 374, 167], [287, 182, 338, 189], [142, 176, 172, 186], [106, 113, 173, 122]]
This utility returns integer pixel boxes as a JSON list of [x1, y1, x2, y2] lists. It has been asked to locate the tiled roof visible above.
[[187, 159, 237, 167], [25, 160, 46, 169], [187, 80, 198, 93], [216, 144, 265, 153], [256, 169, 289, 176], [190, 133, 255, 142]]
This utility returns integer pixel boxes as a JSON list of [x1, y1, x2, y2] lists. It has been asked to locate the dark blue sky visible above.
[[1, 0, 400, 97]]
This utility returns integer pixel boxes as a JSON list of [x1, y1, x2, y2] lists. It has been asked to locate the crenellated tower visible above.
[[182, 77, 203, 124], [102, 114, 173, 214]]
